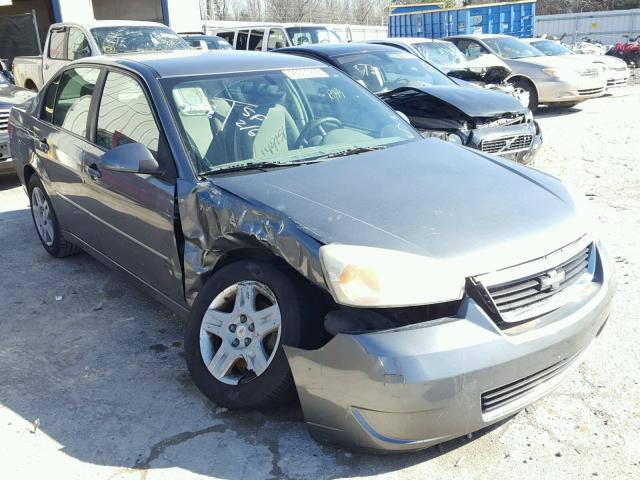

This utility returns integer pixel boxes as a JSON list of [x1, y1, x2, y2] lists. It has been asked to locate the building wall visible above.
[[536, 8, 640, 45], [92, 0, 163, 22]]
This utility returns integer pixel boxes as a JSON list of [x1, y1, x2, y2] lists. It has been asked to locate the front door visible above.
[[78, 69, 183, 301]]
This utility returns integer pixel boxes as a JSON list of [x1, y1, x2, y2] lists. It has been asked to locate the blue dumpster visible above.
[[388, 1, 536, 39]]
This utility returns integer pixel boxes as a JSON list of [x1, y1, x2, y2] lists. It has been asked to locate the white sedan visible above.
[[522, 38, 629, 89]]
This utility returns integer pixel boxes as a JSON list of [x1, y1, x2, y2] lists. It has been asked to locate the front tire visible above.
[[184, 260, 317, 409], [28, 175, 80, 258], [511, 78, 538, 112]]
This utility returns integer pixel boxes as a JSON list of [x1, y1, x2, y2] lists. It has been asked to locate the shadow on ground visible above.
[[0, 206, 507, 479]]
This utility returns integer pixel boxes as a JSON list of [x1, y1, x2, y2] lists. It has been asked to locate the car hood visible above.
[[386, 84, 525, 118], [0, 84, 36, 107], [506, 54, 591, 69], [211, 140, 588, 277]]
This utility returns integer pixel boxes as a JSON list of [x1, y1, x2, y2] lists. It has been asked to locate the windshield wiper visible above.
[[314, 145, 386, 161], [200, 161, 303, 176]]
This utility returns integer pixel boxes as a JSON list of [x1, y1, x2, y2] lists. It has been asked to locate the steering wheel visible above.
[[295, 117, 343, 148]]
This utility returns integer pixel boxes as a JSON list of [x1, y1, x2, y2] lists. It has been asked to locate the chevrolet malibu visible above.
[[9, 51, 615, 452]]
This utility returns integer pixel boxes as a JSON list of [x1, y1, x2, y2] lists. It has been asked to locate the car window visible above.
[[483, 37, 542, 59], [286, 27, 339, 45], [186, 39, 202, 49], [249, 29, 264, 51], [207, 38, 232, 50], [236, 30, 249, 50], [413, 41, 467, 67], [90, 26, 189, 54], [332, 50, 453, 94], [67, 27, 90, 60], [162, 67, 419, 174], [41, 75, 61, 123], [51, 67, 100, 136], [530, 40, 572, 56], [267, 28, 287, 50], [96, 72, 159, 156], [455, 39, 489, 60], [216, 31, 235, 45], [48, 28, 66, 60]]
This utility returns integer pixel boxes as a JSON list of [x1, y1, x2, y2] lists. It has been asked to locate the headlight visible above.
[[542, 67, 575, 80], [421, 130, 464, 145], [320, 244, 465, 307], [447, 133, 463, 144]]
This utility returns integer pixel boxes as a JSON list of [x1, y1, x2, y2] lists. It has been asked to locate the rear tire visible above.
[[511, 78, 538, 112], [28, 175, 80, 258], [184, 260, 320, 409]]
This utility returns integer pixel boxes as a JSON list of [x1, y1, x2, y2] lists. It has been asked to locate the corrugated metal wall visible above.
[[536, 9, 640, 45], [388, 1, 536, 39]]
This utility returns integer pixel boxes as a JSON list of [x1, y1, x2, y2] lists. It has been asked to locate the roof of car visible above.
[[369, 37, 447, 45], [181, 34, 225, 40], [445, 34, 509, 40], [51, 20, 170, 29], [278, 42, 399, 58], [89, 50, 328, 77]]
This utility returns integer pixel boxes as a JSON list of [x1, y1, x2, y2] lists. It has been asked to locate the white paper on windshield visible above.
[[283, 68, 329, 80]]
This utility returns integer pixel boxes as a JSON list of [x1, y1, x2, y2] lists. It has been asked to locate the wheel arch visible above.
[[507, 74, 539, 96], [24, 79, 38, 92]]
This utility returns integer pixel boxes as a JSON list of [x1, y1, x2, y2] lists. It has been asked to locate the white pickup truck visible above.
[[13, 20, 190, 92]]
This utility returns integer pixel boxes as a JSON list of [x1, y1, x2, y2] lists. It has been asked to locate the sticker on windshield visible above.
[[283, 68, 329, 80]]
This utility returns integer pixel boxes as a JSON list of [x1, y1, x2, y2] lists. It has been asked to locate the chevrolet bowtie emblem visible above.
[[539, 268, 566, 291]]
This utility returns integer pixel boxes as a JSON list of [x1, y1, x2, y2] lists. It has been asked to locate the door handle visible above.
[[38, 138, 49, 153], [85, 163, 102, 180]]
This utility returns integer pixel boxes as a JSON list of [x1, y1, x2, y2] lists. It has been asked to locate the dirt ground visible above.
[[0, 87, 639, 480]]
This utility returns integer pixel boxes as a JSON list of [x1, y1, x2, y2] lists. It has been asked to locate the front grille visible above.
[[578, 68, 599, 77], [607, 79, 628, 87], [480, 134, 533, 154], [482, 244, 593, 324], [0, 109, 10, 132], [481, 352, 580, 414], [579, 87, 605, 96]]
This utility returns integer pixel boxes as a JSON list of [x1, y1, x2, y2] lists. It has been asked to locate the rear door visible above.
[[77, 69, 183, 301], [31, 66, 101, 230]]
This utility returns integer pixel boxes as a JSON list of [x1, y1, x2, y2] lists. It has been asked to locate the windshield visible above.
[[91, 26, 189, 54], [286, 27, 340, 46], [207, 38, 232, 50], [412, 41, 467, 67], [162, 68, 419, 174], [332, 50, 453, 94], [530, 40, 572, 56], [484, 37, 543, 59]]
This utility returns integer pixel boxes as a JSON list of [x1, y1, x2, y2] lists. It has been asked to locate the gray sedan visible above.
[[0, 73, 36, 176], [9, 51, 614, 452], [445, 34, 608, 110]]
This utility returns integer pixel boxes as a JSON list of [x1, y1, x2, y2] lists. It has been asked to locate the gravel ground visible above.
[[0, 87, 639, 480]]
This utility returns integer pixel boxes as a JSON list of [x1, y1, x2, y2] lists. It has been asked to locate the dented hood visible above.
[[384, 85, 525, 118], [210, 140, 587, 276]]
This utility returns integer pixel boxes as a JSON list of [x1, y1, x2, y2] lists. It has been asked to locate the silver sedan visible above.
[[445, 34, 608, 110]]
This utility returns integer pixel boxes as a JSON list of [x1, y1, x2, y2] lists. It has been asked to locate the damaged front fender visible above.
[[176, 178, 327, 306]]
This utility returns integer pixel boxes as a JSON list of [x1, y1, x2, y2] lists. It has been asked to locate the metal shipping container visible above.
[[536, 9, 640, 45], [388, 1, 536, 39]]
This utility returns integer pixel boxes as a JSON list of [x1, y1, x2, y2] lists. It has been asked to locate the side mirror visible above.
[[100, 142, 160, 174]]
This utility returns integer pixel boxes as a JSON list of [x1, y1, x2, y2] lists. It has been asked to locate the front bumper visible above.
[[286, 244, 615, 452], [0, 133, 14, 176], [536, 75, 607, 104], [606, 69, 630, 88], [465, 121, 542, 164]]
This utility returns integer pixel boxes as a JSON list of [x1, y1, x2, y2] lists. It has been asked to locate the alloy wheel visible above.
[[31, 186, 54, 247], [199, 281, 282, 385]]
